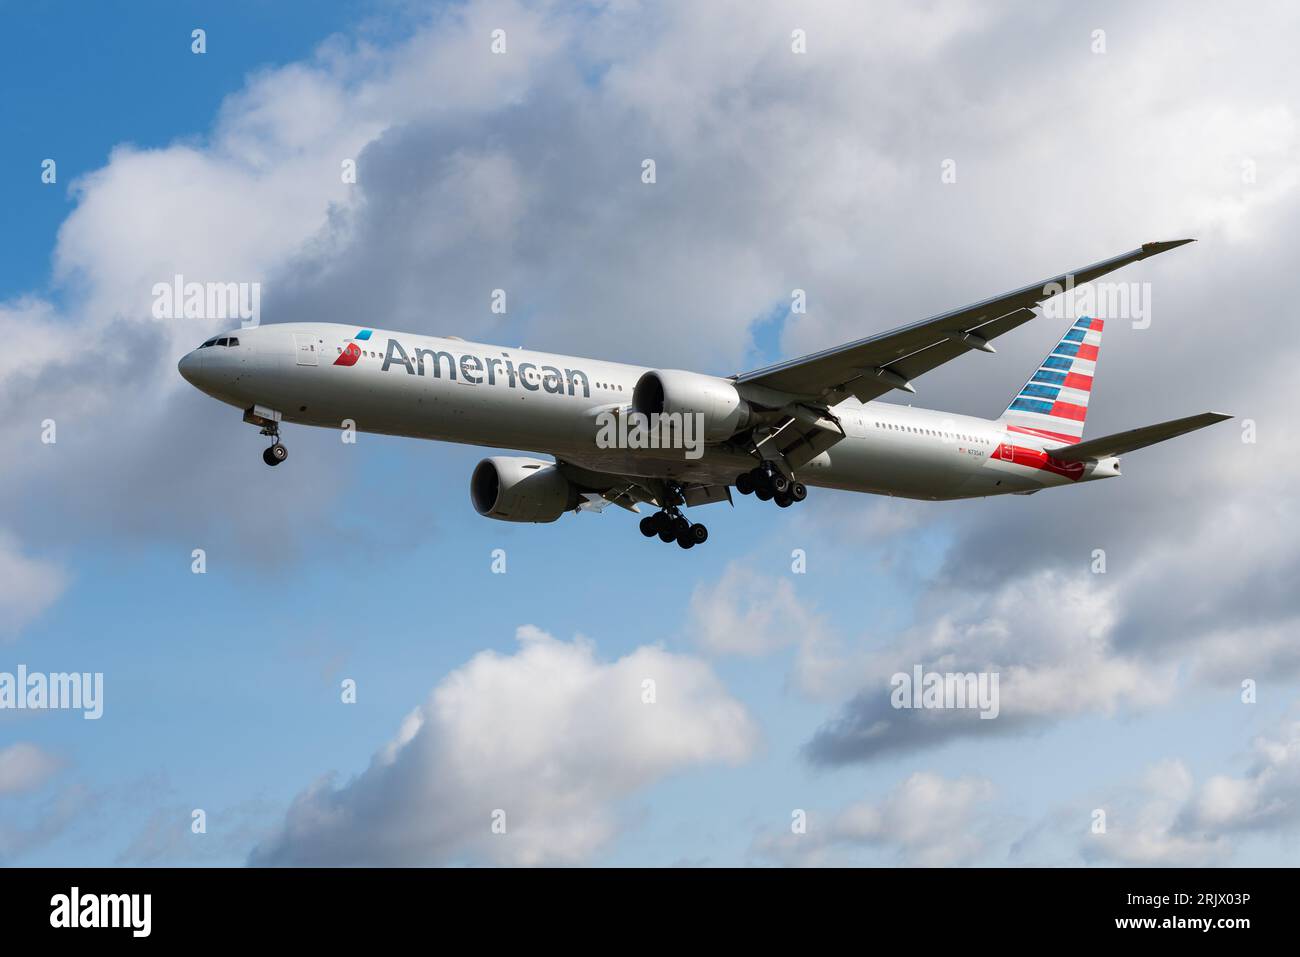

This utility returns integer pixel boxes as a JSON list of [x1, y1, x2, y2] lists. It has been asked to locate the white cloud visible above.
[[1082, 759, 1229, 867], [805, 570, 1176, 763], [687, 563, 870, 699], [0, 743, 63, 795], [0, 533, 68, 641], [1080, 715, 1300, 865], [1185, 718, 1300, 834], [250, 626, 758, 865], [754, 772, 997, 867], [688, 563, 818, 658]]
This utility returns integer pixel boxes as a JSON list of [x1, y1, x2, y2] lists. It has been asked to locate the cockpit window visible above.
[[199, 336, 239, 348], [200, 337, 219, 348], [227, 337, 239, 347]]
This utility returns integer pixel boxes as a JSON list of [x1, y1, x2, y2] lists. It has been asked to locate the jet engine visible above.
[[631, 370, 753, 443], [470, 457, 580, 523]]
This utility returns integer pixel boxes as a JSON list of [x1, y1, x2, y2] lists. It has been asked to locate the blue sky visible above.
[[0, 0, 397, 301], [4, 0, 1300, 867]]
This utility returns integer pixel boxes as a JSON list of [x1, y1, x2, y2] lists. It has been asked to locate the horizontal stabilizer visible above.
[[1050, 412, 1232, 462]]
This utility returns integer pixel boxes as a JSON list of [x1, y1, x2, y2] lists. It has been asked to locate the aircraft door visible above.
[[294, 333, 319, 366]]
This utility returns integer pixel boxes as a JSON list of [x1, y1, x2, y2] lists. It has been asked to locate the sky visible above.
[[3, 0, 1300, 867]]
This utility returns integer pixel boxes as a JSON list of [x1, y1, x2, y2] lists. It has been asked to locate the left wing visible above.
[[554, 460, 732, 513], [734, 240, 1193, 405]]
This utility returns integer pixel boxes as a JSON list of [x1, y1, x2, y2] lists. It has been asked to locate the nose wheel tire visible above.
[[262, 443, 288, 466]]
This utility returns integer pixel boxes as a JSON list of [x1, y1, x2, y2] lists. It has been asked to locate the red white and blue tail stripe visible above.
[[998, 316, 1103, 445]]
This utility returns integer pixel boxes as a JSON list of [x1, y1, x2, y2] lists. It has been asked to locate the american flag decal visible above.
[[998, 316, 1103, 445]]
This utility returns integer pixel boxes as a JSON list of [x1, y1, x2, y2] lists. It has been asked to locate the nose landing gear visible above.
[[262, 441, 288, 466], [259, 420, 288, 466], [735, 462, 806, 508], [244, 405, 288, 468]]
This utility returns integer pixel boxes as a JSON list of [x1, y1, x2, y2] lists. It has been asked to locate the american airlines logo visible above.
[[333, 328, 372, 366], [339, 331, 593, 398]]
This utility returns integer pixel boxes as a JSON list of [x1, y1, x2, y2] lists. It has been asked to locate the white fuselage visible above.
[[178, 322, 1119, 500]]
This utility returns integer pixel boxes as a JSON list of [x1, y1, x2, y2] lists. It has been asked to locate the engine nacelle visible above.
[[631, 369, 752, 443], [470, 457, 579, 523]]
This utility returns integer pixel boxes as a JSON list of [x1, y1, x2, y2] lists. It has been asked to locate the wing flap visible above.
[[760, 412, 846, 469], [1050, 412, 1232, 462], [842, 307, 1039, 402]]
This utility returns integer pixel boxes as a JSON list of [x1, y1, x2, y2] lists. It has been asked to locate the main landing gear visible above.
[[734, 462, 807, 508], [638, 508, 708, 549]]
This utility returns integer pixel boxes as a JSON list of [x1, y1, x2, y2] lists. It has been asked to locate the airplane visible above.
[[178, 239, 1230, 549]]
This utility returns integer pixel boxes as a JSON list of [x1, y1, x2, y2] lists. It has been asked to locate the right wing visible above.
[[728, 240, 1196, 473], [1050, 412, 1233, 462], [733, 240, 1195, 405]]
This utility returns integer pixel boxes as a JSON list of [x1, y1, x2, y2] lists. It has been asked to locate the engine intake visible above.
[[631, 369, 752, 443], [470, 457, 579, 523]]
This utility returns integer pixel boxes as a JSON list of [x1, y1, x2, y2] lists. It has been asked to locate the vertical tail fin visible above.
[[998, 316, 1103, 445]]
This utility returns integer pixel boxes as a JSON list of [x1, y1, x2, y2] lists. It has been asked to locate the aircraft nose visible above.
[[178, 350, 203, 386]]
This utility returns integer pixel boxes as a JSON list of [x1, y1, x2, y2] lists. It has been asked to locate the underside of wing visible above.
[[749, 401, 847, 470], [734, 240, 1194, 405], [554, 459, 732, 512]]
